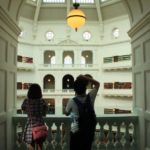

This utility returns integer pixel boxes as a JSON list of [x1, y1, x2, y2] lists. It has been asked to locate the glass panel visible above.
[[112, 28, 120, 38], [64, 55, 72, 64], [101, 0, 108, 2], [72, 0, 94, 4], [43, 0, 65, 3], [81, 56, 86, 64]]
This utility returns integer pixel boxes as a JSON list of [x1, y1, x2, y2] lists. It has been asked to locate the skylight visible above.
[[72, 0, 94, 4], [101, 0, 108, 2], [30, 0, 37, 2], [43, 0, 65, 3]]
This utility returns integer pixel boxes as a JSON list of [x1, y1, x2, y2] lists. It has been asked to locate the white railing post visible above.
[[106, 122, 115, 150], [98, 121, 106, 150], [124, 122, 131, 149], [62, 121, 70, 150], [92, 131, 98, 150], [45, 121, 54, 150], [55, 122, 62, 150], [115, 122, 123, 150]]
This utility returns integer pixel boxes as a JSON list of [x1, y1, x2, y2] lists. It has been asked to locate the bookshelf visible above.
[[17, 55, 34, 71], [102, 89, 132, 98], [102, 54, 132, 71]]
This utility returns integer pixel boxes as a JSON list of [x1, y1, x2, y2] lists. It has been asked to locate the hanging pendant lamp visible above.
[[67, 3, 86, 31]]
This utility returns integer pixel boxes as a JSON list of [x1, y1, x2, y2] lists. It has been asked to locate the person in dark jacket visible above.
[[65, 75, 100, 150], [21, 83, 48, 150]]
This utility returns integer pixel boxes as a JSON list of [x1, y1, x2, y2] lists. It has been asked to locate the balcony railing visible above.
[[102, 89, 133, 98], [13, 114, 139, 150], [38, 64, 99, 70], [17, 62, 35, 71], [17, 89, 94, 97], [17, 89, 75, 98]]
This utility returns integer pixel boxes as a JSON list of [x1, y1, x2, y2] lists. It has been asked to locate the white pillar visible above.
[[0, 2, 22, 149], [55, 96, 63, 116], [128, 9, 150, 150], [74, 49, 81, 65], [56, 49, 63, 64]]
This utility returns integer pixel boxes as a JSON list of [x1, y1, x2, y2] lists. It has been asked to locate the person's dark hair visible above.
[[74, 78, 88, 95], [27, 83, 42, 99]]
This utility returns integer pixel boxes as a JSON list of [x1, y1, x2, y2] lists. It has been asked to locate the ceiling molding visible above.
[[128, 10, 150, 38], [33, 0, 42, 23], [103, 15, 129, 24], [101, 0, 121, 7], [20, 0, 128, 24], [95, 0, 104, 37], [66, 0, 70, 14], [33, 0, 42, 38], [95, 0, 103, 23], [26, 0, 37, 6], [16, 0, 25, 21], [121, 0, 133, 24], [41, 3, 96, 8], [0, 6, 21, 38]]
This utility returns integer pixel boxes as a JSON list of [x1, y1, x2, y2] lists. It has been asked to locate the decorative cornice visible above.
[[128, 10, 150, 38], [18, 39, 130, 47], [0, 6, 21, 37]]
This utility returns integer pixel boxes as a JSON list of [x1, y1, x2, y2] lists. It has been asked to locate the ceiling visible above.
[[20, 0, 127, 26]]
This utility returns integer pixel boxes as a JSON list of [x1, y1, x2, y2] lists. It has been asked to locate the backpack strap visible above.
[[73, 97, 83, 113], [73, 94, 92, 111]]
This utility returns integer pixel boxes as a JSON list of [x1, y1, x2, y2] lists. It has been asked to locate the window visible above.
[[72, 0, 94, 4], [112, 28, 120, 38], [82, 50, 93, 64], [51, 56, 56, 64], [81, 56, 86, 64], [64, 55, 72, 64], [45, 31, 54, 41], [44, 50, 55, 64], [101, 0, 108, 2], [43, 0, 65, 3], [83, 31, 91, 41], [19, 31, 24, 37], [43, 74, 55, 89]]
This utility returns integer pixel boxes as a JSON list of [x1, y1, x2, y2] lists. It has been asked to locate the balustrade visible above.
[[13, 114, 138, 150], [38, 64, 98, 70]]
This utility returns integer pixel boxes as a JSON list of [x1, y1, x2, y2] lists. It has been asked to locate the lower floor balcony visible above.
[[13, 114, 139, 150]]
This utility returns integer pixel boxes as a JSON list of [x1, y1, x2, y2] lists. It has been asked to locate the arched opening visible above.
[[62, 74, 74, 89], [45, 98, 55, 114], [64, 55, 72, 64], [43, 74, 55, 90], [81, 56, 86, 64], [44, 50, 55, 64], [82, 51, 93, 64], [63, 51, 74, 64], [62, 98, 69, 114]]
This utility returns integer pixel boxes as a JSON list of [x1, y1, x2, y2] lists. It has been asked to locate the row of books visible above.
[[17, 55, 33, 63], [103, 54, 131, 63], [17, 82, 32, 89], [104, 108, 131, 114], [17, 108, 131, 115], [104, 82, 132, 89]]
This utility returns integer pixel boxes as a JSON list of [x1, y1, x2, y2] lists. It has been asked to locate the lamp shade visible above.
[[67, 7, 86, 31]]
